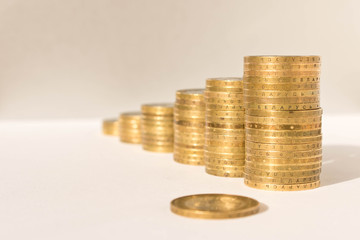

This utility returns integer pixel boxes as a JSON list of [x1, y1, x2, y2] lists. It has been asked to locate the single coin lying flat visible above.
[[170, 194, 260, 219]]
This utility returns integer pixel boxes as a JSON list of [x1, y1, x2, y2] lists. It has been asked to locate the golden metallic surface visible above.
[[206, 104, 245, 111], [205, 169, 244, 178], [245, 155, 322, 164], [170, 194, 259, 219], [206, 158, 245, 165], [246, 128, 321, 137], [142, 144, 173, 153], [176, 88, 205, 99], [206, 122, 244, 129], [174, 89, 206, 165], [204, 91, 243, 99], [206, 77, 243, 87], [244, 76, 320, 84], [244, 167, 321, 177], [245, 148, 322, 158], [246, 108, 323, 118], [244, 102, 320, 111], [246, 135, 322, 144], [119, 112, 142, 144], [243, 83, 319, 91], [245, 115, 322, 124], [244, 89, 319, 98], [244, 56, 321, 63], [244, 179, 320, 191], [245, 162, 321, 171], [205, 139, 245, 147], [206, 110, 245, 117], [244, 64, 320, 71], [244, 71, 321, 78], [245, 122, 321, 130], [205, 98, 244, 105], [244, 174, 320, 184], [102, 119, 119, 136], [246, 141, 322, 151], [244, 96, 320, 104], [141, 103, 174, 115]]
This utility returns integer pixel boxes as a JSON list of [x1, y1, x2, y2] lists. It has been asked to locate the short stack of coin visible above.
[[204, 78, 245, 177], [174, 89, 205, 165], [243, 55, 322, 191], [141, 103, 174, 153], [119, 112, 142, 144], [102, 118, 119, 136]]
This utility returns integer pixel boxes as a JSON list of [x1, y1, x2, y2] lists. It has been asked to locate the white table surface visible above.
[[1, 115, 360, 240]]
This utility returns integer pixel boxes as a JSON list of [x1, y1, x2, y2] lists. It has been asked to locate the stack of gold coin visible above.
[[243, 56, 322, 191], [204, 78, 245, 177], [174, 89, 205, 165], [102, 118, 119, 136], [141, 103, 174, 153], [119, 112, 142, 144]]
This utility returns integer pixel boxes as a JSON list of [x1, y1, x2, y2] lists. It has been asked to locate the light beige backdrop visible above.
[[1, 0, 359, 119]]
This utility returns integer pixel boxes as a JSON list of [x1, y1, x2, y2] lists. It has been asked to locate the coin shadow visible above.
[[257, 203, 268, 214], [321, 145, 360, 186]]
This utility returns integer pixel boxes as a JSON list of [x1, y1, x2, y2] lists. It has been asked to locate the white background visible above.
[[1, 0, 360, 119]]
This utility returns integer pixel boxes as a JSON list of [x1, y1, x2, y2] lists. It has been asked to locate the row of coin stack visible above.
[[103, 55, 322, 192]]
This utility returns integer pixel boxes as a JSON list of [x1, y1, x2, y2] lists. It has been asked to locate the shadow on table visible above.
[[321, 145, 360, 186]]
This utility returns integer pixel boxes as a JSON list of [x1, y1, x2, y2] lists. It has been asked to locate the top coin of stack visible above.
[[102, 118, 119, 136], [119, 112, 142, 144], [141, 103, 174, 153], [243, 56, 322, 191], [204, 78, 245, 177], [174, 89, 205, 165]]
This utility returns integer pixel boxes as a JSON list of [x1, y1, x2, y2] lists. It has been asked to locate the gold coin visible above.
[[245, 115, 322, 124], [174, 142, 203, 149], [206, 122, 244, 129], [102, 119, 119, 136], [175, 99, 205, 107], [204, 151, 245, 160], [173, 155, 204, 166], [243, 83, 319, 91], [205, 98, 244, 105], [175, 137, 204, 145], [244, 174, 320, 184], [206, 104, 245, 111], [176, 88, 204, 100], [205, 87, 243, 93], [244, 56, 321, 63], [206, 110, 245, 117], [245, 122, 321, 130], [245, 162, 321, 171], [205, 116, 245, 124], [206, 77, 243, 87], [206, 127, 246, 134], [244, 71, 320, 77], [204, 91, 243, 99], [175, 104, 206, 111], [246, 128, 321, 137], [244, 179, 320, 191], [244, 96, 320, 104], [243, 89, 319, 98], [205, 134, 245, 141], [244, 167, 321, 177], [245, 155, 322, 164], [206, 158, 245, 165], [205, 139, 245, 147], [206, 164, 244, 172], [205, 146, 245, 153], [244, 76, 320, 85], [174, 120, 205, 127], [244, 102, 320, 111], [120, 111, 141, 119], [170, 194, 259, 219], [244, 63, 320, 71], [205, 168, 244, 178], [245, 141, 322, 151], [246, 135, 322, 144], [141, 103, 174, 115], [142, 145, 173, 153]]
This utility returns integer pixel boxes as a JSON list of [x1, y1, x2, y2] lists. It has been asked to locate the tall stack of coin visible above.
[[204, 78, 245, 177], [119, 112, 142, 144], [243, 56, 322, 191], [102, 119, 119, 136], [174, 89, 205, 165], [141, 103, 174, 153]]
